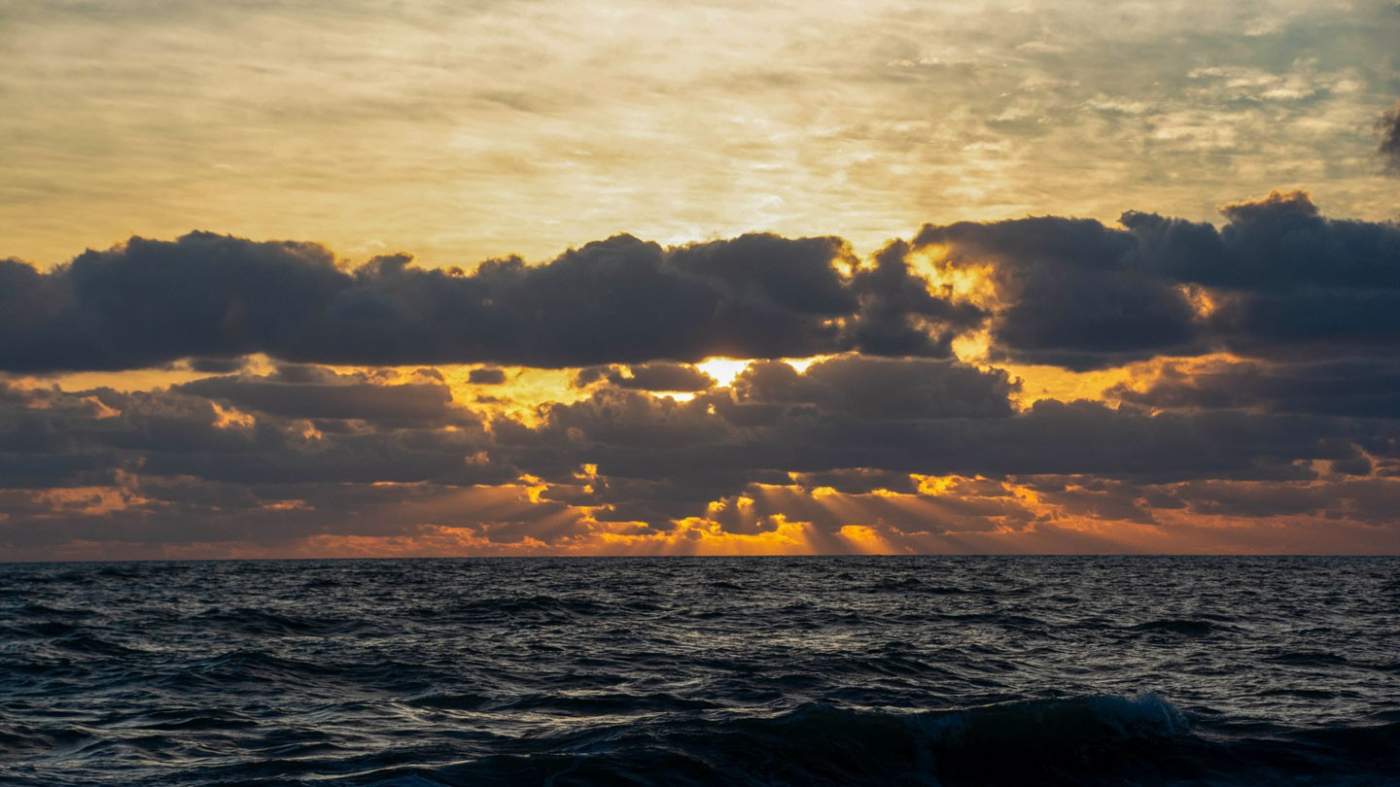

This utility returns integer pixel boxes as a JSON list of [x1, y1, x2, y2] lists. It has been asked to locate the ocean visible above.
[[2, 556, 1398, 785]]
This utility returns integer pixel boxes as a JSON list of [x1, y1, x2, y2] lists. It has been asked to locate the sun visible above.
[[695, 357, 751, 388]]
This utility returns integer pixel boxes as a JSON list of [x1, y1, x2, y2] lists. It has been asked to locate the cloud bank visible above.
[[0, 233, 980, 373], [2, 192, 1399, 558], [6, 192, 1397, 378]]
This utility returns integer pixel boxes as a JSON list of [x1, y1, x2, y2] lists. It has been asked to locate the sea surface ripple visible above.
[[2, 556, 1398, 785]]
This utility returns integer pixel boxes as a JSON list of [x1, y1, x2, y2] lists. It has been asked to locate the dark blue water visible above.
[[2, 557, 1398, 786]]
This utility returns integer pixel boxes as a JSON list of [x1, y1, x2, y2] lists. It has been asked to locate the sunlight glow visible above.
[[695, 358, 751, 388], [837, 524, 899, 554]]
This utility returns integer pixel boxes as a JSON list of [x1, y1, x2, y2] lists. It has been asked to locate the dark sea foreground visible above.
[[2, 557, 1399, 786]]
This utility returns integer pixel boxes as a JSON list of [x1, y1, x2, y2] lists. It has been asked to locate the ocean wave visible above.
[[865, 577, 975, 594], [192, 606, 378, 636], [6, 557, 1400, 786], [404, 594, 635, 624], [1128, 619, 1219, 637], [331, 695, 1400, 786]]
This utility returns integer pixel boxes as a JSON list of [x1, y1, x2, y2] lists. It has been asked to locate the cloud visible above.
[[177, 365, 476, 427], [2, 352, 1397, 556], [1110, 357, 1400, 420], [502, 357, 1386, 527], [1132, 191, 1400, 359], [0, 236, 346, 373], [0, 374, 504, 491], [1126, 191, 1400, 291], [848, 241, 987, 356], [915, 191, 1400, 368], [914, 215, 1206, 369], [5, 191, 1400, 556], [187, 356, 247, 373], [575, 361, 715, 392], [0, 231, 979, 374], [728, 355, 1017, 420], [5, 192, 1396, 375], [468, 367, 507, 385], [1381, 100, 1400, 174]]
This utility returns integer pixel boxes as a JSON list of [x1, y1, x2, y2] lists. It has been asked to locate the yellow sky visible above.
[[4, 0, 1398, 268]]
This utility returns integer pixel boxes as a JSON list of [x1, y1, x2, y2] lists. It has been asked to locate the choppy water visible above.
[[2, 557, 1399, 786]]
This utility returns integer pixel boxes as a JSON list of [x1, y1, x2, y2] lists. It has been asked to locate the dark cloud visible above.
[[1110, 358, 1400, 419], [1129, 192, 1400, 360], [5, 192, 1400, 555], [6, 194, 1395, 375], [1381, 100, 1400, 174], [496, 357, 1386, 526], [187, 357, 247, 374], [988, 262, 1201, 369], [914, 216, 1204, 369], [468, 367, 507, 385], [755, 398, 1372, 483], [2, 350, 1397, 552], [1128, 191, 1400, 291], [575, 362, 715, 392], [1147, 478, 1397, 522], [915, 191, 1400, 367], [848, 241, 986, 357], [0, 373, 503, 494], [728, 355, 1017, 420], [0, 231, 977, 373], [787, 468, 919, 495], [0, 236, 346, 373], [1023, 478, 1156, 524], [177, 365, 476, 427]]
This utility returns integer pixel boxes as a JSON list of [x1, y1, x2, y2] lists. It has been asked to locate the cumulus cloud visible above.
[[916, 191, 1400, 368], [4, 192, 1400, 556], [1130, 191, 1400, 359], [848, 241, 987, 356], [0, 231, 980, 374], [914, 215, 1203, 368], [498, 357, 1385, 528], [1, 353, 1396, 556], [5, 194, 1396, 375]]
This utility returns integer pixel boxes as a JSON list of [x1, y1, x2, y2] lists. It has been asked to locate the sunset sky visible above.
[[2, 0, 1399, 559]]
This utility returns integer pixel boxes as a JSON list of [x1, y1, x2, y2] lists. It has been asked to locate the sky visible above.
[[1, 0, 1399, 559]]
